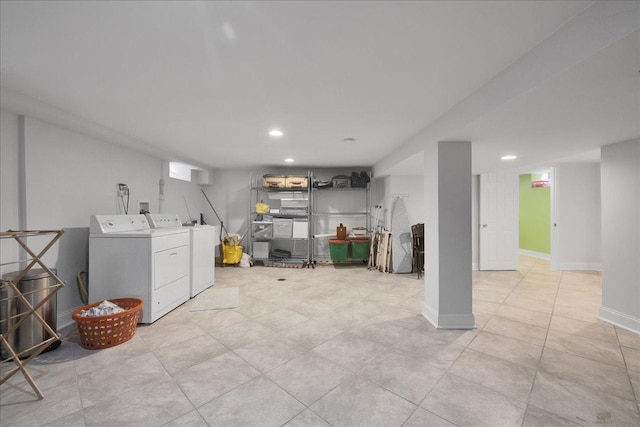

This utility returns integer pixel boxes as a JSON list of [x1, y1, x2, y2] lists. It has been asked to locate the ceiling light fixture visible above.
[[284, 158, 294, 163], [343, 137, 356, 143], [269, 129, 283, 137], [501, 155, 517, 160]]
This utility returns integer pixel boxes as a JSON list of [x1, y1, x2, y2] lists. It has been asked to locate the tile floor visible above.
[[1, 256, 639, 426]]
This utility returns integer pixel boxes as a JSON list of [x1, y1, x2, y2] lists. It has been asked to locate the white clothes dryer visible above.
[[89, 214, 190, 323], [145, 213, 218, 298]]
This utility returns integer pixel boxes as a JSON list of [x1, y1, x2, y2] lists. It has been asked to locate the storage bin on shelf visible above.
[[273, 218, 293, 238], [349, 237, 370, 260], [292, 219, 308, 238], [262, 174, 285, 189], [252, 221, 273, 239], [331, 175, 351, 188], [284, 176, 309, 189], [329, 239, 349, 260], [71, 298, 143, 350], [253, 241, 270, 259]]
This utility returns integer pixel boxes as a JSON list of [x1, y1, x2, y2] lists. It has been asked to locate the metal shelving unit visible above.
[[248, 172, 312, 267], [248, 171, 371, 266], [311, 174, 371, 264]]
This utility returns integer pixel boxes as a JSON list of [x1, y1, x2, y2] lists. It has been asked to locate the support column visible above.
[[422, 141, 474, 329], [600, 139, 640, 334]]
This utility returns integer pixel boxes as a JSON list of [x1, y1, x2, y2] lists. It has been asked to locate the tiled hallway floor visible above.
[[1, 256, 639, 426]]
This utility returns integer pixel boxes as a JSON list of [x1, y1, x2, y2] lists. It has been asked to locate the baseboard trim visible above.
[[422, 306, 475, 330], [57, 307, 77, 330], [472, 262, 479, 271], [599, 306, 640, 335], [556, 262, 602, 271], [422, 304, 438, 328], [519, 249, 550, 260]]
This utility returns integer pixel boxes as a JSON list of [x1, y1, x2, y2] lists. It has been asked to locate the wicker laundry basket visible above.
[[72, 298, 143, 350]]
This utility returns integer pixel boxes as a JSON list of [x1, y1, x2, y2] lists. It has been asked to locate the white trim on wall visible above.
[[599, 306, 640, 335], [519, 249, 550, 261], [556, 262, 602, 272], [422, 309, 477, 330], [57, 307, 76, 330]]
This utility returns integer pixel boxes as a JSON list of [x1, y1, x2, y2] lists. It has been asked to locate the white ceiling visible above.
[[1, 1, 638, 175]]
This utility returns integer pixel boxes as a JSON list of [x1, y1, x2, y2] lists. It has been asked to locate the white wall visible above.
[[472, 175, 479, 270], [0, 111, 21, 276], [0, 109, 205, 327], [369, 176, 386, 231], [388, 175, 424, 227], [202, 168, 253, 247], [161, 162, 209, 223], [383, 175, 391, 230], [600, 139, 640, 334], [24, 117, 161, 226], [553, 162, 602, 270]]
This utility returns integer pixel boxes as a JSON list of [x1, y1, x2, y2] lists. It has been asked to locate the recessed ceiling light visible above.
[[284, 158, 294, 163], [343, 137, 356, 142], [501, 155, 517, 160], [269, 129, 283, 137]]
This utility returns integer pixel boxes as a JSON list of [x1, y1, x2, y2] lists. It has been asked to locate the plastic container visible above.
[[329, 239, 349, 260], [222, 243, 244, 265], [1, 268, 59, 358], [292, 220, 308, 238], [253, 242, 270, 259], [252, 221, 273, 239], [349, 238, 370, 260], [273, 218, 293, 238], [331, 176, 351, 188]]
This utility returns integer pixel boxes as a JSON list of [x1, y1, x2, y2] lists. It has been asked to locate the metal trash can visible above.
[[1, 268, 59, 359]]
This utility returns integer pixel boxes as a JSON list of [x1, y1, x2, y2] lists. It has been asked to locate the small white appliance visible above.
[[89, 214, 190, 323], [145, 213, 218, 298]]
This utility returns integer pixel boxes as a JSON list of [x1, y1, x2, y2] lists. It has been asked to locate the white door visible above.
[[549, 168, 559, 270], [479, 172, 519, 270]]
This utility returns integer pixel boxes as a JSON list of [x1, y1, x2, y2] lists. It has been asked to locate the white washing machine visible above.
[[89, 214, 190, 323], [145, 213, 219, 298]]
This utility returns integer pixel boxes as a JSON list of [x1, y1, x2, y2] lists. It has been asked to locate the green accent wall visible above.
[[519, 174, 550, 254]]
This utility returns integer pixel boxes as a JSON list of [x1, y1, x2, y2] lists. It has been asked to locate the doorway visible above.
[[477, 168, 555, 271], [518, 170, 552, 261]]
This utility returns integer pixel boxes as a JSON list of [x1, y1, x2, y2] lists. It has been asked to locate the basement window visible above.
[[169, 162, 195, 182], [169, 162, 210, 184]]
